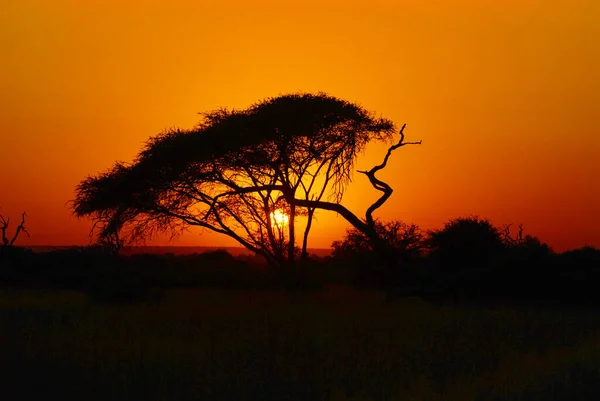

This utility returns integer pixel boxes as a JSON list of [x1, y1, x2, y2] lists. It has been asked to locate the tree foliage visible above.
[[73, 93, 421, 271]]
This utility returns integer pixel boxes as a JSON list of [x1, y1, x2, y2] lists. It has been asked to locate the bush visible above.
[[331, 220, 425, 289], [426, 216, 504, 273], [332, 221, 423, 263]]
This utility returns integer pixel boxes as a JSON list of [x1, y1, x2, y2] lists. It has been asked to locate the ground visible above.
[[1, 286, 600, 400]]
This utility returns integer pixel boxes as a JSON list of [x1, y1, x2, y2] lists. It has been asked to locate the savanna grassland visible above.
[[2, 286, 600, 401]]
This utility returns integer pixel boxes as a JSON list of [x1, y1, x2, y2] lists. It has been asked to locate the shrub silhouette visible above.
[[332, 220, 423, 261], [551, 246, 600, 302], [481, 235, 556, 300], [558, 246, 600, 269], [506, 235, 554, 267], [332, 220, 424, 287], [426, 216, 504, 273]]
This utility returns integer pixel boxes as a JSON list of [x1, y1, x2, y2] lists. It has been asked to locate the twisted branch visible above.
[[357, 124, 421, 228]]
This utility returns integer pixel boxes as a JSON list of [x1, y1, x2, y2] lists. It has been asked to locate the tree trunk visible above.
[[287, 202, 296, 283]]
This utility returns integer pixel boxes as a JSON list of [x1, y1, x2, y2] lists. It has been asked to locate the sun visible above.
[[270, 209, 290, 228]]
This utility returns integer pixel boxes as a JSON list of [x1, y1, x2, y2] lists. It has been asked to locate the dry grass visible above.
[[1, 287, 600, 400]]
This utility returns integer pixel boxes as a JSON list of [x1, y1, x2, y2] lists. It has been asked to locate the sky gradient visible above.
[[1, 0, 599, 251]]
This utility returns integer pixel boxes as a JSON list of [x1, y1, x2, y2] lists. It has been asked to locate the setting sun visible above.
[[270, 209, 290, 229]]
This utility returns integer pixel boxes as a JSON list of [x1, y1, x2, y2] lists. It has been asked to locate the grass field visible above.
[[1, 286, 600, 400]]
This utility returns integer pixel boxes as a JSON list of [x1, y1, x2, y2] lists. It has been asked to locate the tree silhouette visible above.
[[332, 220, 424, 263], [73, 93, 421, 276], [501, 223, 553, 262], [426, 216, 504, 273], [0, 211, 29, 247], [332, 220, 425, 287]]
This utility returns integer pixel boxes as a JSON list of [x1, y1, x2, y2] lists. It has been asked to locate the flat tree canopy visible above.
[[73, 92, 420, 270]]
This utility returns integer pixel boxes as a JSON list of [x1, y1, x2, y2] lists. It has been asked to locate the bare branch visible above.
[[358, 124, 421, 227], [0, 214, 8, 246], [501, 223, 525, 247], [0, 211, 30, 246]]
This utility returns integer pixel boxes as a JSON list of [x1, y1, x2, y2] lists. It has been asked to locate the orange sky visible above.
[[1, 0, 599, 251]]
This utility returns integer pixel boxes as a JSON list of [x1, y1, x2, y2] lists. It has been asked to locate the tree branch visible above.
[[292, 198, 372, 238], [357, 124, 421, 227], [10, 212, 30, 245], [0, 214, 8, 246]]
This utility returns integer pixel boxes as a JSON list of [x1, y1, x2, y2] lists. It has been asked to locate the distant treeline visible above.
[[26, 245, 334, 257], [0, 216, 599, 304], [331, 216, 600, 304], [0, 247, 277, 302]]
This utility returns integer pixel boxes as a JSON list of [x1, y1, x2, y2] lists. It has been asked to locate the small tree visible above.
[[332, 220, 424, 263], [500, 223, 554, 268], [501, 222, 552, 254], [427, 216, 504, 273], [0, 211, 30, 248], [332, 220, 424, 286]]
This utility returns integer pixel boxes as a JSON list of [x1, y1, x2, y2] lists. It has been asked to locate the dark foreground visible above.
[[1, 287, 600, 401]]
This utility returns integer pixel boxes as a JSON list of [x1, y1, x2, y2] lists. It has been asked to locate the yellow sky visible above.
[[1, 0, 599, 251]]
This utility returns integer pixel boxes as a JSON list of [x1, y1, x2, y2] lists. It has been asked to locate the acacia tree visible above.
[[73, 93, 421, 274]]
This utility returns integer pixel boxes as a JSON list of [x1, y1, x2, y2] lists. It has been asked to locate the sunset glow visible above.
[[1, 0, 599, 251], [271, 209, 290, 230]]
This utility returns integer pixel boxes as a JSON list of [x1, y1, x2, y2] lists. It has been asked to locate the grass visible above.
[[1, 286, 600, 400]]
